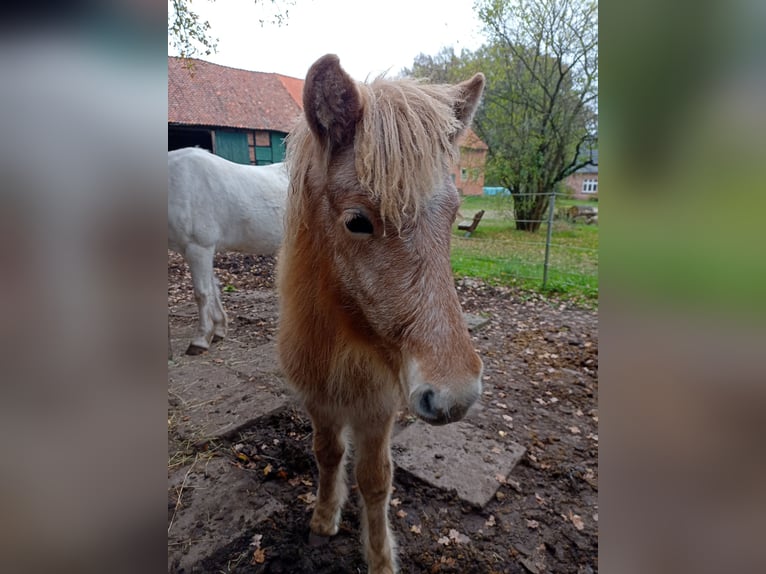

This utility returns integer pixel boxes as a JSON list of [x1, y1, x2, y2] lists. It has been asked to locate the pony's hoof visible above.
[[310, 509, 341, 537], [211, 334, 225, 343], [185, 344, 208, 355]]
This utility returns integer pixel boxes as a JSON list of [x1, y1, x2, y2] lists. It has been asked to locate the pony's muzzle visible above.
[[409, 376, 482, 426]]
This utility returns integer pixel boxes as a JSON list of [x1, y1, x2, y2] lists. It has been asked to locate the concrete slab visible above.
[[210, 340, 283, 381], [168, 355, 289, 441], [168, 457, 284, 573], [392, 421, 525, 508], [464, 312, 490, 332]]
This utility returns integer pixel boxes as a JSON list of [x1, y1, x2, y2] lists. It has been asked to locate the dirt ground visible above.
[[168, 252, 598, 574]]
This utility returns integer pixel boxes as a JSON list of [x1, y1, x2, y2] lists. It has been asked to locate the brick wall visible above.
[[451, 147, 487, 196], [563, 172, 599, 200]]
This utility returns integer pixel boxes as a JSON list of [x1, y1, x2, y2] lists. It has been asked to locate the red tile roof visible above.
[[458, 128, 488, 151], [168, 57, 304, 132], [169, 56, 488, 156]]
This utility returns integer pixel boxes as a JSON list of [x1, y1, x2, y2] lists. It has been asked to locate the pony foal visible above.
[[168, 148, 288, 354], [277, 54, 485, 573]]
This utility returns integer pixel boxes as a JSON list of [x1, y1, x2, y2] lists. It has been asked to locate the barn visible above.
[[168, 56, 488, 193], [168, 56, 303, 165]]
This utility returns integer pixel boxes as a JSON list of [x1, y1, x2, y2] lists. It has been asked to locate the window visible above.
[[582, 178, 598, 194], [460, 168, 468, 181]]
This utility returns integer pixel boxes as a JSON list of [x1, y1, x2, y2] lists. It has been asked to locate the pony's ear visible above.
[[452, 73, 485, 140], [302, 54, 362, 149]]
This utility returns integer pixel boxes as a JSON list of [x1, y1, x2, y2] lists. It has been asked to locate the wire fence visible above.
[[453, 192, 598, 297]]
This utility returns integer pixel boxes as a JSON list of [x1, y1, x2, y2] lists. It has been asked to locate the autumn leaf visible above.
[[263, 463, 273, 476], [568, 510, 585, 530], [410, 524, 422, 534], [390, 498, 401, 507], [485, 515, 496, 528], [437, 536, 450, 546], [298, 492, 317, 507], [448, 528, 470, 544], [251, 548, 266, 564], [396, 509, 407, 518], [250, 533, 262, 548], [526, 519, 539, 529]]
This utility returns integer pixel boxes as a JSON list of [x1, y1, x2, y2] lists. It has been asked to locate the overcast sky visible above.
[[171, 0, 487, 80]]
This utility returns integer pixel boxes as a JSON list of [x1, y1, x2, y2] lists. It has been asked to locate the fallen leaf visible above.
[[437, 536, 450, 546], [569, 510, 585, 530], [390, 498, 401, 507], [498, 430, 507, 437], [448, 528, 470, 544], [263, 463, 273, 476], [526, 519, 539, 529], [485, 515, 496, 527], [251, 548, 266, 564], [568, 426, 581, 434], [250, 534, 262, 548], [396, 509, 407, 518], [495, 473, 507, 484], [410, 524, 422, 534], [298, 492, 317, 507]]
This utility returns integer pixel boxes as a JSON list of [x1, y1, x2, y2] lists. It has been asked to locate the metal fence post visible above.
[[542, 191, 556, 289]]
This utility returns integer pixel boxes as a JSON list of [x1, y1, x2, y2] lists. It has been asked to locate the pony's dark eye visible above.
[[345, 213, 374, 235]]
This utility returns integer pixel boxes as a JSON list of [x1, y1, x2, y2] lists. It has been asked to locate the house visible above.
[[450, 129, 488, 196], [168, 57, 302, 165], [168, 56, 489, 185], [563, 148, 598, 200]]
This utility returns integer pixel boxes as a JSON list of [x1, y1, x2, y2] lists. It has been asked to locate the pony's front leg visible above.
[[184, 244, 216, 354], [309, 415, 347, 537], [352, 416, 397, 574]]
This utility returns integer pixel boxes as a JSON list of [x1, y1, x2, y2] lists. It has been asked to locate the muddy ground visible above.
[[168, 252, 598, 574]]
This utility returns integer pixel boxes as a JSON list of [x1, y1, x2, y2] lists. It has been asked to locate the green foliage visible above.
[[407, 0, 598, 233], [472, 0, 598, 232], [168, 0, 218, 58]]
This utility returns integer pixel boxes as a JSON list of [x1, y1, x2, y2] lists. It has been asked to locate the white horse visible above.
[[168, 147, 288, 355]]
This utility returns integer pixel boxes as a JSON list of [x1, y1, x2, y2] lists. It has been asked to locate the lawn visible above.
[[451, 194, 599, 303]]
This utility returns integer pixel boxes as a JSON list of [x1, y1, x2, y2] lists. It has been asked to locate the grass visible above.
[[452, 194, 599, 304]]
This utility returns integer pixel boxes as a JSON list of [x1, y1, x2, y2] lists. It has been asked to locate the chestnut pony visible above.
[[277, 54, 485, 574]]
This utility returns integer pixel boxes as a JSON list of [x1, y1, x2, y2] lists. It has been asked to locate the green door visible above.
[[214, 131, 250, 164]]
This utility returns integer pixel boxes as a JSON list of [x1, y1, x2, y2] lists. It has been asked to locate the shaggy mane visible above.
[[286, 76, 466, 230]]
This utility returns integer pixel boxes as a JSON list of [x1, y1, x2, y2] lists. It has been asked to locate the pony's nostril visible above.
[[419, 388, 436, 416]]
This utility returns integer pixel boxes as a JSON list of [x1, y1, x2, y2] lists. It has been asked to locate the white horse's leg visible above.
[[184, 244, 216, 355], [308, 413, 348, 537], [210, 276, 228, 343], [352, 415, 397, 574]]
